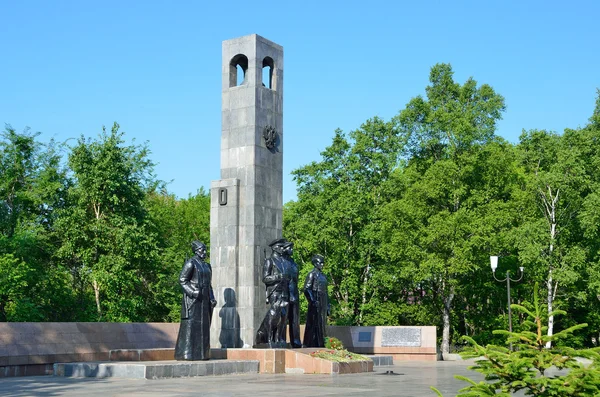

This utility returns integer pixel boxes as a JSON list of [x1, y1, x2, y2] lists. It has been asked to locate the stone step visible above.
[[53, 359, 259, 379], [109, 348, 174, 361]]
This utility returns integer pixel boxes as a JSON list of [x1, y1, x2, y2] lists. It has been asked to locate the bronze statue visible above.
[[175, 241, 217, 360], [303, 254, 329, 348], [283, 241, 302, 348], [254, 238, 290, 347]]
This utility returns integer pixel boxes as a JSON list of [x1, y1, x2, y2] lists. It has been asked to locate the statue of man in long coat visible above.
[[175, 240, 217, 360]]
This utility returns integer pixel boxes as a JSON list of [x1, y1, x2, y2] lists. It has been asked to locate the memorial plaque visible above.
[[382, 327, 421, 347], [358, 331, 372, 342]]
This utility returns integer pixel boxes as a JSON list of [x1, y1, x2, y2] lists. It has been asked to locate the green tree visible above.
[[285, 116, 401, 325], [0, 254, 43, 321], [517, 97, 600, 347], [55, 122, 162, 321], [146, 189, 211, 321], [576, 91, 600, 345], [0, 125, 67, 244], [0, 126, 38, 240], [380, 63, 507, 354], [0, 125, 73, 321], [514, 90, 600, 347]]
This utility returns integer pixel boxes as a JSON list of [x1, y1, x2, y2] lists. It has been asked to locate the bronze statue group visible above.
[[174, 239, 329, 361]]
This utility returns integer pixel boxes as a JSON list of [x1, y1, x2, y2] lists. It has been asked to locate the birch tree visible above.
[[518, 92, 600, 347]]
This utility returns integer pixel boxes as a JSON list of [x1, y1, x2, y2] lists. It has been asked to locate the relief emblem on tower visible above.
[[263, 125, 278, 150]]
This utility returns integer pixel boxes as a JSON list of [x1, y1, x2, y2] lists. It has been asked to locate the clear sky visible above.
[[2, 1, 599, 203]]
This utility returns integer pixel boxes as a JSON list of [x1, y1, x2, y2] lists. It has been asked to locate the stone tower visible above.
[[210, 34, 283, 348]]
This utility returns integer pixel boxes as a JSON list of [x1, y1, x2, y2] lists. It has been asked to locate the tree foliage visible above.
[[2, 63, 600, 359], [146, 189, 211, 321], [0, 125, 73, 321], [0, 122, 218, 323], [53, 123, 160, 321], [285, 116, 400, 325], [286, 65, 600, 354], [516, 102, 600, 346]]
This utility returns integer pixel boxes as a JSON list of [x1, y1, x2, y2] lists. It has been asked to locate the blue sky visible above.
[[2, 1, 599, 203]]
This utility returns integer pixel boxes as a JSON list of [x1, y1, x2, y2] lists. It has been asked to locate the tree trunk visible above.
[[92, 278, 102, 320], [441, 288, 454, 355], [541, 185, 559, 348], [546, 274, 554, 348], [358, 254, 371, 325]]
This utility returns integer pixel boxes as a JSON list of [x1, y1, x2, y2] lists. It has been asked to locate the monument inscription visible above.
[[381, 327, 421, 347]]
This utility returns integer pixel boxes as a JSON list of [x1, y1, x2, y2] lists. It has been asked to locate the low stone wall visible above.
[[0, 322, 178, 377], [327, 325, 437, 361], [0, 322, 434, 376]]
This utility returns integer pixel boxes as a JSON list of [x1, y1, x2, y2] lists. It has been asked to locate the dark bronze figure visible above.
[[303, 254, 329, 348], [283, 241, 302, 348], [254, 238, 291, 347], [175, 241, 217, 360]]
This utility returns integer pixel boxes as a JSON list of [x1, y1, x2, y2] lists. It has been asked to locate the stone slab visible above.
[[53, 359, 259, 379], [382, 327, 421, 347], [364, 355, 394, 366]]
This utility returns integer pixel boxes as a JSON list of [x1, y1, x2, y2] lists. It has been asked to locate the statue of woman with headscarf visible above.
[[303, 254, 329, 347]]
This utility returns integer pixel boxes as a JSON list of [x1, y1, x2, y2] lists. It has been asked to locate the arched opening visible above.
[[229, 54, 249, 88], [236, 64, 245, 86], [262, 56, 274, 89]]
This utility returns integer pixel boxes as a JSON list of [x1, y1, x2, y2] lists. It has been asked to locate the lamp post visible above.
[[491, 255, 524, 350]]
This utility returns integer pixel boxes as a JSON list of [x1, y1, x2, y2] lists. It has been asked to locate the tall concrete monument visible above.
[[210, 34, 284, 348]]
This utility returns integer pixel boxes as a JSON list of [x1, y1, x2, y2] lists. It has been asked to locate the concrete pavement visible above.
[[0, 361, 487, 397]]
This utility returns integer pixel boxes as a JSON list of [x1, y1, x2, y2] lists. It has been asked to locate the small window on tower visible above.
[[230, 54, 249, 88], [262, 57, 274, 90]]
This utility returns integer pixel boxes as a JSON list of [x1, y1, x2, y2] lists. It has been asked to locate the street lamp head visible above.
[[520, 266, 524, 273], [490, 255, 498, 272]]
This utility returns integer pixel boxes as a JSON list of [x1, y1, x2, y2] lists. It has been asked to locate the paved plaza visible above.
[[0, 361, 487, 397]]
